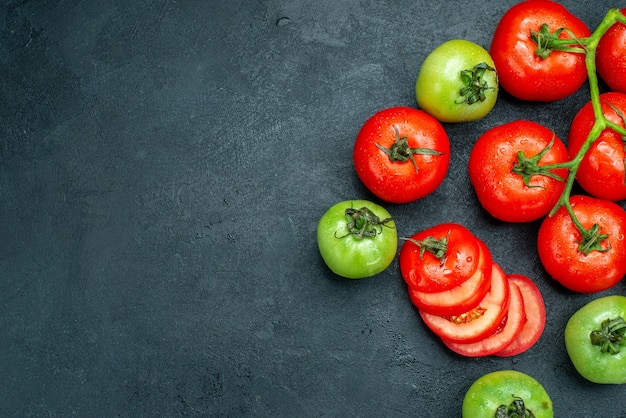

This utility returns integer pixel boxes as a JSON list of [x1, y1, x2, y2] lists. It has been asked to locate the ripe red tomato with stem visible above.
[[419, 263, 510, 344], [400, 223, 482, 293], [496, 274, 546, 357], [468, 120, 569, 223], [400, 223, 492, 316], [490, 0, 590, 102], [596, 8, 626, 94], [353, 107, 450, 204], [568, 92, 626, 201], [537, 195, 626, 293], [407, 243, 492, 317]]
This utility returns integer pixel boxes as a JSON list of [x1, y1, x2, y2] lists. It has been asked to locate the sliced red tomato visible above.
[[407, 239, 492, 316], [443, 281, 526, 357], [496, 274, 546, 357], [419, 263, 510, 344], [400, 223, 483, 292]]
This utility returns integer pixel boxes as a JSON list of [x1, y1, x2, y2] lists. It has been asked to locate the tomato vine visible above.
[[526, 8, 626, 252]]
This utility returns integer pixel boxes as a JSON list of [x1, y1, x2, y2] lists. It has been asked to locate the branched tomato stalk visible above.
[[523, 9, 626, 254]]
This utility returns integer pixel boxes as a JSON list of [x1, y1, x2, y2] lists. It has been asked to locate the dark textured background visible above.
[[1, 0, 625, 416]]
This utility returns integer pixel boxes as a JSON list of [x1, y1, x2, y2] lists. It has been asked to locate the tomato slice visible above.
[[408, 239, 492, 316], [495, 274, 546, 357], [419, 262, 510, 343], [443, 281, 526, 357], [400, 223, 482, 292]]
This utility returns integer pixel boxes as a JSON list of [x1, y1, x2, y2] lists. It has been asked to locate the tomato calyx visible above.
[[335, 206, 394, 240], [455, 62, 496, 105], [530, 23, 586, 59], [589, 316, 626, 355], [375, 125, 444, 174], [401, 234, 448, 264], [576, 222, 611, 255], [511, 136, 566, 188], [495, 396, 536, 418]]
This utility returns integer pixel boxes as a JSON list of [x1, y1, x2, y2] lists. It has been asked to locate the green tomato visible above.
[[462, 370, 553, 418], [416, 39, 498, 123], [565, 295, 626, 384], [317, 200, 397, 279]]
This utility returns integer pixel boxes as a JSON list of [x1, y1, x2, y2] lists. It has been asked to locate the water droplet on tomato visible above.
[[466, 256, 473, 263], [617, 233, 624, 241]]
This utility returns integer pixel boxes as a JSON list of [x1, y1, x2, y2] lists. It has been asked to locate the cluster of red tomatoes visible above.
[[352, 1, 626, 294], [400, 223, 546, 357], [319, 1, 626, 365]]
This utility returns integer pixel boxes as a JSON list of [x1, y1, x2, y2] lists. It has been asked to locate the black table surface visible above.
[[2, 1, 625, 416]]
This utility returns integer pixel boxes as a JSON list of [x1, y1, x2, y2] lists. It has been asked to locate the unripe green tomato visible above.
[[462, 370, 553, 418], [416, 39, 498, 123], [565, 295, 626, 384], [317, 200, 397, 279]]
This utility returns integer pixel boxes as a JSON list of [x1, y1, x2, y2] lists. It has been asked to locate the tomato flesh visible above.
[[444, 280, 525, 357], [407, 239, 492, 316], [496, 274, 546, 357], [420, 263, 510, 344]]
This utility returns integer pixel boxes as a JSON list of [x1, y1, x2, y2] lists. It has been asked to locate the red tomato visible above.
[[353, 107, 450, 204], [537, 195, 626, 293], [597, 8, 626, 94], [419, 263, 510, 344], [400, 223, 482, 292], [495, 274, 546, 357], [443, 280, 526, 357], [400, 224, 493, 316], [490, 0, 590, 102], [568, 92, 626, 201], [468, 120, 569, 222], [407, 242, 492, 316]]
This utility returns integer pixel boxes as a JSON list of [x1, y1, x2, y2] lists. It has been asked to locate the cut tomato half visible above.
[[408, 239, 492, 316], [443, 281, 526, 357], [419, 262, 510, 343], [495, 274, 546, 357]]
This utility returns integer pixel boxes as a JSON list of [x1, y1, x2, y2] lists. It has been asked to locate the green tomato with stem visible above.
[[416, 39, 498, 123], [462, 370, 553, 418], [317, 200, 397, 279], [565, 295, 626, 384]]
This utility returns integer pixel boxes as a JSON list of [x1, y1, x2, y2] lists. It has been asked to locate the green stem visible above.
[[544, 9, 626, 254]]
